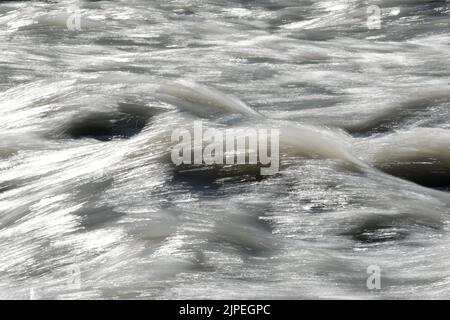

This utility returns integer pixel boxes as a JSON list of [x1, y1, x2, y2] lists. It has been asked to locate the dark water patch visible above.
[[172, 166, 222, 193], [0, 183, 16, 194], [171, 164, 268, 192], [342, 215, 441, 245], [349, 225, 409, 244], [62, 103, 158, 141], [378, 161, 450, 190]]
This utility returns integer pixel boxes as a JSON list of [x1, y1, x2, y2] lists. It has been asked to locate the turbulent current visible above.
[[0, 0, 449, 299]]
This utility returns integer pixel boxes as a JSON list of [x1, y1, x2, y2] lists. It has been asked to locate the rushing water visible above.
[[0, 0, 449, 299]]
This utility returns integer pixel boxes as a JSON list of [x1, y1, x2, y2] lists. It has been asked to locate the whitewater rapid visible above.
[[0, 0, 449, 299]]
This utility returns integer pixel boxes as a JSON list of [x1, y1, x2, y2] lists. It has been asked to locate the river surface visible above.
[[0, 0, 449, 299]]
